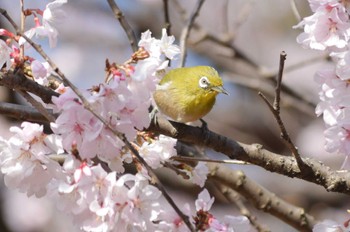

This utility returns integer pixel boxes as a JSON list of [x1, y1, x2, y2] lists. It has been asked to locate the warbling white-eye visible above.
[[153, 66, 228, 123]]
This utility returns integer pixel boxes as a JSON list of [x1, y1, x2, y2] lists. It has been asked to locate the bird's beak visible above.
[[211, 86, 229, 95]]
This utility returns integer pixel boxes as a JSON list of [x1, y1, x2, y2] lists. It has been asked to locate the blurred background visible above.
[[0, 0, 347, 231]]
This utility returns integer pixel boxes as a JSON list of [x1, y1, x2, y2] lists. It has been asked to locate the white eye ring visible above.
[[199, 76, 210, 89]]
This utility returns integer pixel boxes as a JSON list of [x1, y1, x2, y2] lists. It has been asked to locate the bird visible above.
[[153, 66, 228, 123]]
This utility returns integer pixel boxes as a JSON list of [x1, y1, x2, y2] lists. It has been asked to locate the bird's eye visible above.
[[199, 76, 210, 89]]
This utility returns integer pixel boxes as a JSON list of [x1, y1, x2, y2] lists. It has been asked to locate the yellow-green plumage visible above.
[[153, 66, 227, 123]]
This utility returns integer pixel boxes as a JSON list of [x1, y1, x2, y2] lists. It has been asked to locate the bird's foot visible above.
[[150, 107, 159, 126], [200, 118, 208, 130], [200, 118, 210, 143]]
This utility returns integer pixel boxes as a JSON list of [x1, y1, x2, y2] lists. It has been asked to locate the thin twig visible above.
[[163, 0, 171, 35], [258, 51, 306, 172], [106, 0, 138, 52], [17, 90, 56, 122], [258, 93, 275, 115], [172, 156, 250, 165], [163, 162, 189, 180], [0, 8, 195, 232], [179, 0, 206, 67], [273, 51, 286, 111]]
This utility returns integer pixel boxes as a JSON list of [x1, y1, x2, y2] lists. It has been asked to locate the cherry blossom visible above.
[[308, 0, 340, 12], [206, 215, 251, 232], [195, 189, 214, 212], [294, 2, 350, 51], [159, 28, 181, 59], [119, 174, 162, 230], [157, 205, 192, 232], [295, 0, 350, 165], [139, 135, 177, 169], [43, 0, 67, 24], [19, 0, 67, 48], [189, 162, 209, 187], [193, 189, 251, 232], [0, 122, 63, 197], [312, 67, 350, 162]]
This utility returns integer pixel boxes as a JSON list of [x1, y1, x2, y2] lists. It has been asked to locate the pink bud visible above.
[[0, 29, 15, 38]]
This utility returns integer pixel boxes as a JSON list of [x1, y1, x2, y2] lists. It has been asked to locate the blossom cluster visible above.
[[0, 121, 249, 231], [0, 1, 251, 231], [0, 0, 66, 82], [295, 0, 350, 230], [295, 0, 350, 166]]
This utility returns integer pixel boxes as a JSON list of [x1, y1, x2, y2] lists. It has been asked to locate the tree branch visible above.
[[208, 163, 315, 231], [148, 116, 350, 195], [212, 181, 270, 232], [0, 70, 59, 104], [176, 142, 315, 231], [0, 102, 56, 122]]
